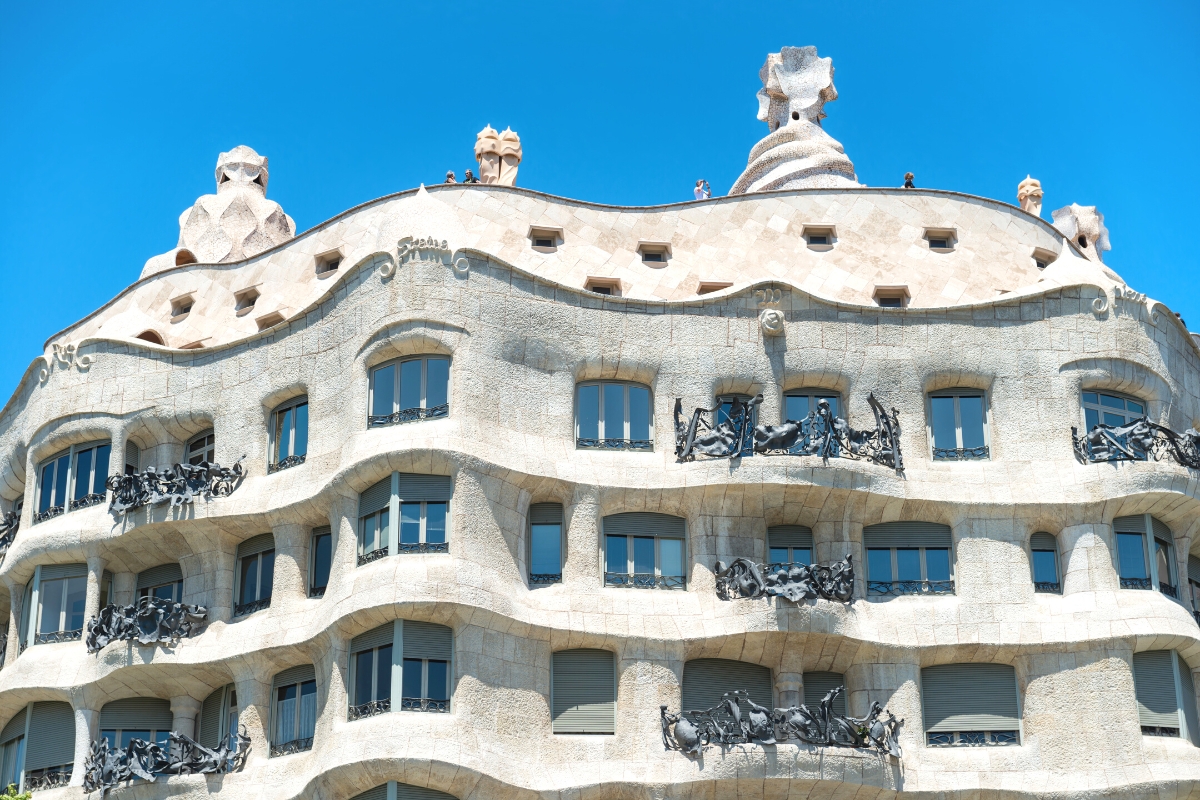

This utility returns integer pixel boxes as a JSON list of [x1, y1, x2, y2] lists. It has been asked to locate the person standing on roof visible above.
[[694, 179, 711, 200]]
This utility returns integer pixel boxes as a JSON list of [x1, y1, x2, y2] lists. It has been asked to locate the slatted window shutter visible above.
[[99, 697, 174, 730], [272, 664, 317, 689], [396, 474, 453, 501], [351, 624, 395, 654], [802, 671, 847, 716], [1113, 516, 1147, 534], [351, 785, 389, 800], [1176, 654, 1200, 746], [402, 621, 452, 660], [359, 478, 391, 517], [1189, 556, 1200, 585], [921, 663, 1019, 732], [137, 563, 183, 590], [863, 522, 952, 549], [39, 563, 87, 581], [529, 503, 563, 525], [25, 701, 75, 770], [0, 709, 26, 744], [768, 525, 813, 549], [602, 512, 685, 538], [681, 658, 773, 714], [1151, 517, 1173, 542], [237, 533, 275, 559], [1030, 532, 1057, 551], [124, 441, 140, 473], [1133, 650, 1181, 729], [198, 686, 228, 749], [395, 784, 457, 800], [551, 649, 615, 734]]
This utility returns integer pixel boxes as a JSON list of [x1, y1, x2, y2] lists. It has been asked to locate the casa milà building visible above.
[[0, 45, 1198, 800]]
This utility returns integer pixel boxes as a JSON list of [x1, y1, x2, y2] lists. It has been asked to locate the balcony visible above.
[[577, 437, 653, 451], [348, 699, 390, 721], [26, 765, 72, 790], [400, 697, 449, 712], [1034, 581, 1062, 594], [1073, 419, 1200, 469], [605, 572, 684, 590], [269, 736, 313, 757], [368, 403, 448, 428], [932, 445, 990, 461], [1120, 577, 1152, 590], [234, 597, 271, 617], [867, 580, 955, 597], [268, 454, 305, 474], [927, 730, 1018, 746], [530, 572, 562, 585]]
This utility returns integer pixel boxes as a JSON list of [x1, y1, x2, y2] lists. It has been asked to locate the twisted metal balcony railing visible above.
[[1161, 582, 1179, 598], [1073, 419, 1200, 469], [234, 597, 271, 617], [714, 555, 854, 603], [358, 547, 388, 566], [368, 403, 448, 428], [268, 454, 306, 474], [33, 628, 83, 646], [106, 457, 245, 517], [25, 764, 72, 789], [577, 438, 653, 451], [1034, 581, 1062, 594], [0, 510, 18, 560], [1120, 577, 1152, 590], [932, 445, 990, 461], [927, 730, 1018, 746], [87, 596, 207, 653], [605, 572, 685, 589], [530, 573, 562, 585], [84, 728, 248, 794], [400, 697, 449, 712], [33, 505, 64, 524], [867, 580, 955, 597], [69, 492, 107, 511], [399, 541, 448, 554], [1142, 725, 1180, 737], [269, 736, 313, 757], [674, 393, 903, 473], [348, 699, 390, 721]]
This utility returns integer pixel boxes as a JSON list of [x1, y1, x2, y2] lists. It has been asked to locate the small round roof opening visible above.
[[136, 330, 165, 345]]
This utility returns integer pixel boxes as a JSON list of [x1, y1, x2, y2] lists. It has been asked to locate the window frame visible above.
[[186, 430, 216, 465], [268, 396, 309, 473], [1081, 390, 1147, 431], [1029, 535, 1062, 594], [603, 531, 686, 590], [367, 355, 451, 428], [234, 548, 275, 616], [271, 678, 317, 754], [768, 544, 811, 567], [865, 545, 955, 596], [349, 644, 394, 719], [309, 528, 332, 598], [138, 579, 183, 603], [575, 380, 654, 451], [35, 440, 111, 523], [716, 393, 757, 456], [397, 500, 449, 553], [1116, 514, 1179, 599], [528, 506, 565, 586], [34, 574, 87, 643], [927, 390, 990, 461], [400, 657, 451, 712]]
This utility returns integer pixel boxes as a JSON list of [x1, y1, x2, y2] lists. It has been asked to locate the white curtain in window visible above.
[[299, 689, 317, 739], [277, 693, 295, 744]]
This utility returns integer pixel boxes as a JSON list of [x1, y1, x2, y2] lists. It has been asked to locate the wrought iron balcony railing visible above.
[[358, 547, 388, 566], [1161, 582, 1179, 598], [348, 698, 390, 721], [1073, 418, 1200, 469], [605, 572, 685, 589], [674, 393, 903, 473], [84, 727, 248, 794], [33, 505, 64, 524], [398, 541, 448, 554], [107, 457, 245, 517], [661, 685, 901, 758], [269, 736, 313, 757], [1034, 581, 1062, 594], [577, 437, 653, 451], [69, 492, 107, 511], [309, 586, 327, 599], [400, 697, 449, 712], [867, 580, 955, 597], [234, 597, 271, 617], [0, 510, 18, 559], [530, 572, 562, 585], [1120, 577, 1152, 590], [932, 446, 990, 461], [25, 764, 72, 790], [34, 628, 83, 645], [926, 730, 1018, 746], [1142, 725, 1180, 737], [268, 454, 306, 474], [714, 556, 854, 603], [368, 403, 449, 428], [87, 596, 207, 653]]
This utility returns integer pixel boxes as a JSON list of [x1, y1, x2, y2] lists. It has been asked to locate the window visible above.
[[349, 621, 453, 719], [0, 709, 24, 791], [1189, 556, 1200, 626], [803, 671, 847, 716], [682, 658, 773, 715], [924, 228, 957, 251], [137, 563, 183, 602], [100, 698, 173, 750], [552, 649, 615, 734], [872, 285, 910, 308], [310, 526, 331, 597], [1114, 515, 1177, 596], [928, 391, 989, 460], [768, 525, 812, 567], [315, 249, 342, 275], [784, 391, 840, 425], [802, 225, 836, 249], [1080, 392, 1148, 459], [234, 287, 260, 316], [922, 663, 1020, 746], [368, 356, 450, 427], [358, 473, 452, 564], [351, 783, 457, 800], [35, 440, 110, 523], [15, 701, 74, 789], [1032, 247, 1057, 270], [235, 534, 275, 616], [528, 226, 563, 251], [31, 564, 87, 646], [170, 294, 194, 321], [576, 382, 652, 450], [637, 241, 671, 263], [1029, 533, 1061, 593], [529, 503, 563, 585], [1133, 650, 1199, 742], [584, 277, 620, 296], [697, 281, 732, 295], [350, 629, 393, 720], [256, 311, 285, 331], [124, 441, 140, 475], [716, 393, 757, 456], [269, 397, 308, 473], [603, 512, 685, 589], [198, 684, 239, 752], [864, 522, 954, 596], [271, 666, 317, 756], [187, 430, 215, 465]]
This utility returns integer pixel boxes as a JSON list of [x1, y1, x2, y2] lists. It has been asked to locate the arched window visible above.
[[576, 381, 652, 450], [783, 389, 840, 422], [803, 671, 847, 716], [927, 390, 989, 460], [1030, 533, 1061, 593], [682, 658, 772, 714], [348, 620, 453, 720], [268, 397, 308, 473], [1114, 515, 1177, 597], [1133, 650, 1200, 742], [186, 430, 215, 465], [2, 701, 75, 790], [21, 563, 87, 647], [198, 684, 238, 752], [351, 784, 457, 800], [35, 440, 111, 523], [768, 525, 812, 566], [368, 356, 450, 428], [100, 697, 172, 749], [357, 473, 453, 565], [529, 502, 563, 585], [175, 249, 197, 266], [1079, 390, 1149, 461], [310, 526, 331, 598], [235, 534, 275, 616]]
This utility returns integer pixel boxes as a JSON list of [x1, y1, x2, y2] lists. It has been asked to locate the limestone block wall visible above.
[[0, 210, 1197, 798]]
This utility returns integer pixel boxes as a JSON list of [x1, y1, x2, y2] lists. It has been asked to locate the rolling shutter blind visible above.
[[403, 622, 452, 660], [26, 701, 75, 770], [396, 474, 452, 501], [273, 665, 316, 689], [351, 786, 388, 800], [602, 513, 684, 538], [0, 709, 26, 743], [1113, 516, 1147, 534], [1178, 654, 1200, 746], [359, 478, 391, 517], [40, 563, 87, 581], [198, 686, 227, 749], [1189, 556, 1200, 585], [352, 624, 394, 653], [530, 503, 563, 525], [921, 664, 1018, 732], [99, 697, 173, 730], [1030, 532, 1057, 551], [863, 522, 952, 549], [803, 671, 847, 716], [768, 525, 813, 549], [313, 525, 331, 537], [551, 649, 615, 734], [395, 785, 457, 800], [1133, 650, 1180, 728], [1151, 517, 1172, 542], [682, 658, 773, 712], [237, 533, 275, 559], [124, 441, 140, 472], [137, 563, 183, 589]]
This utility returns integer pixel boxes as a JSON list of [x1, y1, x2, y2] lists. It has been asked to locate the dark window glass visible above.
[[240, 555, 258, 604], [1116, 533, 1148, 580], [259, 551, 275, 600], [633, 536, 655, 574], [605, 535, 627, 573], [376, 645, 392, 702], [659, 538, 683, 577], [958, 397, 986, 450], [399, 359, 422, 411], [426, 358, 449, 408], [425, 502, 447, 544], [400, 502, 421, 544], [426, 660, 449, 701], [603, 384, 625, 439], [355, 650, 375, 706], [530, 523, 561, 575], [930, 397, 957, 450], [372, 365, 395, 417], [925, 548, 951, 581], [73, 448, 93, 501], [402, 658, 423, 698], [577, 385, 600, 439], [293, 403, 308, 457], [896, 548, 922, 581], [312, 533, 332, 591], [629, 386, 650, 441], [1031, 549, 1058, 583], [867, 548, 892, 581]]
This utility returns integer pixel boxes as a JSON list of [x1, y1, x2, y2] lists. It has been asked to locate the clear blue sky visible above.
[[2, 1, 1197, 402]]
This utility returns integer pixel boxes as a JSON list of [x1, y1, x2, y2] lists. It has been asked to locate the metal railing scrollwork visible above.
[[268, 454, 306, 474], [400, 697, 449, 712], [87, 596, 207, 653], [927, 730, 1017, 746], [70, 492, 107, 511], [675, 393, 903, 473], [84, 728, 249, 795], [348, 699, 390, 721], [1120, 577, 1152, 590], [358, 547, 388, 566], [661, 686, 901, 758], [714, 555, 854, 602], [107, 457, 246, 517], [33, 505, 64, 524], [576, 438, 654, 451], [604, 572, 685, 590], [398, 541, 449, 554], [368, 403, 449, 428], [1034, 581, 1062, 594], [0, 510, 18, 561], [867, 579, 955, 596], [269, 737, 313, 757], [234, 597, 271, 617], [932, 445, 990, 461], [25, 765, 72, 789], [530, 573, 561, 585], [1073, 419, 1200, 469], [34, 628, 83, 646]]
